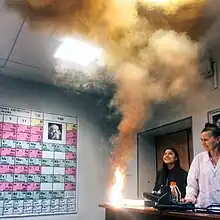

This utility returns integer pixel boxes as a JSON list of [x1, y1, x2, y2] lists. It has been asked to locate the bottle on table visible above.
[[170, 181, 181, 203]]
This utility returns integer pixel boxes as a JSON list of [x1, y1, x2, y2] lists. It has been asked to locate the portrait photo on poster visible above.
[[43, 120, 66, 144], [208, 108, 220, 127], [48, 123, 62, 140]]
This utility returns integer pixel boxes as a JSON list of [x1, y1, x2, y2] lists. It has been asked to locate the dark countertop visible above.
[[99, 203, 220, 220]]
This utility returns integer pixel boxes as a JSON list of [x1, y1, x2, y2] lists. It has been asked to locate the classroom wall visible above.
[[138, 135, 156, 196], [0, 74, 115, 220]]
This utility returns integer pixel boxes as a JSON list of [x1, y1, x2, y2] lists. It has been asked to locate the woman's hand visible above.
[[181, 198, 195, 204]]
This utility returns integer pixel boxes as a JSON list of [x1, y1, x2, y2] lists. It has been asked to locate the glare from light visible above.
[[54, 38, 103, 67]]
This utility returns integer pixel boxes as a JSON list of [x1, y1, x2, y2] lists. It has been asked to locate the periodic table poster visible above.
[[0, 105, 78, 217]]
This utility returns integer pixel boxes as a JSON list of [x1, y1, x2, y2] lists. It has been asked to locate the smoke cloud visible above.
[[5, 0, 220, 175], [111, 30, 199, 171]]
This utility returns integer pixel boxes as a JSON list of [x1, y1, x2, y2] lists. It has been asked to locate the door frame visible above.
[[136, 117, 193, 198]]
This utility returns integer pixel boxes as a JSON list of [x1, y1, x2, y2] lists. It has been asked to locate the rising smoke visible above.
[[5, 0, 220, 174]]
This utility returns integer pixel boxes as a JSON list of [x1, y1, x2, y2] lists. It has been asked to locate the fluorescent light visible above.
[[54, 38, 103, 67]]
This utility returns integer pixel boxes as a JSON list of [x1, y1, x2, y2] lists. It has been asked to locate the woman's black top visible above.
[[153, 165, 188, 197]]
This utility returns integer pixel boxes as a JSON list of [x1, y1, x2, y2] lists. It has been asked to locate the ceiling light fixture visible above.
[[54, 38, 103, 67]]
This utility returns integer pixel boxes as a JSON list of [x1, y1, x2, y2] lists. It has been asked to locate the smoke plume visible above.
[[111, 30, 199, 171], [5, 0, 220, 174]]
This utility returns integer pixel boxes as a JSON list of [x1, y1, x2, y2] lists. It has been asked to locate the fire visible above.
[[109, 168, 125, 207]]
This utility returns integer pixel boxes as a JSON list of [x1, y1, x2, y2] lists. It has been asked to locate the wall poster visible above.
[[0, 105, 78, 217], [208, 108, 220, 127]]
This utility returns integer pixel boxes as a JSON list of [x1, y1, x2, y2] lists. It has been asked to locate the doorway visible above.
[[155, 128, 193, 172], [137, 117, 193, 197]]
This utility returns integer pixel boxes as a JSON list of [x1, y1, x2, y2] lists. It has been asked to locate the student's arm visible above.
[[183, 171, 188, 196], [179, 170, 188, 198], [153, 171, 160, 192]]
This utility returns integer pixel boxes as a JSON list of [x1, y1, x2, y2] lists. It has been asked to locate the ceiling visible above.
[[0, 2, 115, 96], [0, 1, 70, 85]]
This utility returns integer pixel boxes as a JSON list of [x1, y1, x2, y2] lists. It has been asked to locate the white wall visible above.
[[145, 86, 220, 156], [124, 151, 138, 199], [0, 75, 115, 220], [138, 135, 156, 197]]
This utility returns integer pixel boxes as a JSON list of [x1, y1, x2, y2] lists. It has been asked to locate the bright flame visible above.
[[54, 38, 102, 66], [109, 168, 125, 207]]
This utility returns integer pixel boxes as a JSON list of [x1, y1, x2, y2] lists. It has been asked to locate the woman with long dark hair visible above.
[[153, 148, 188, 198]]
